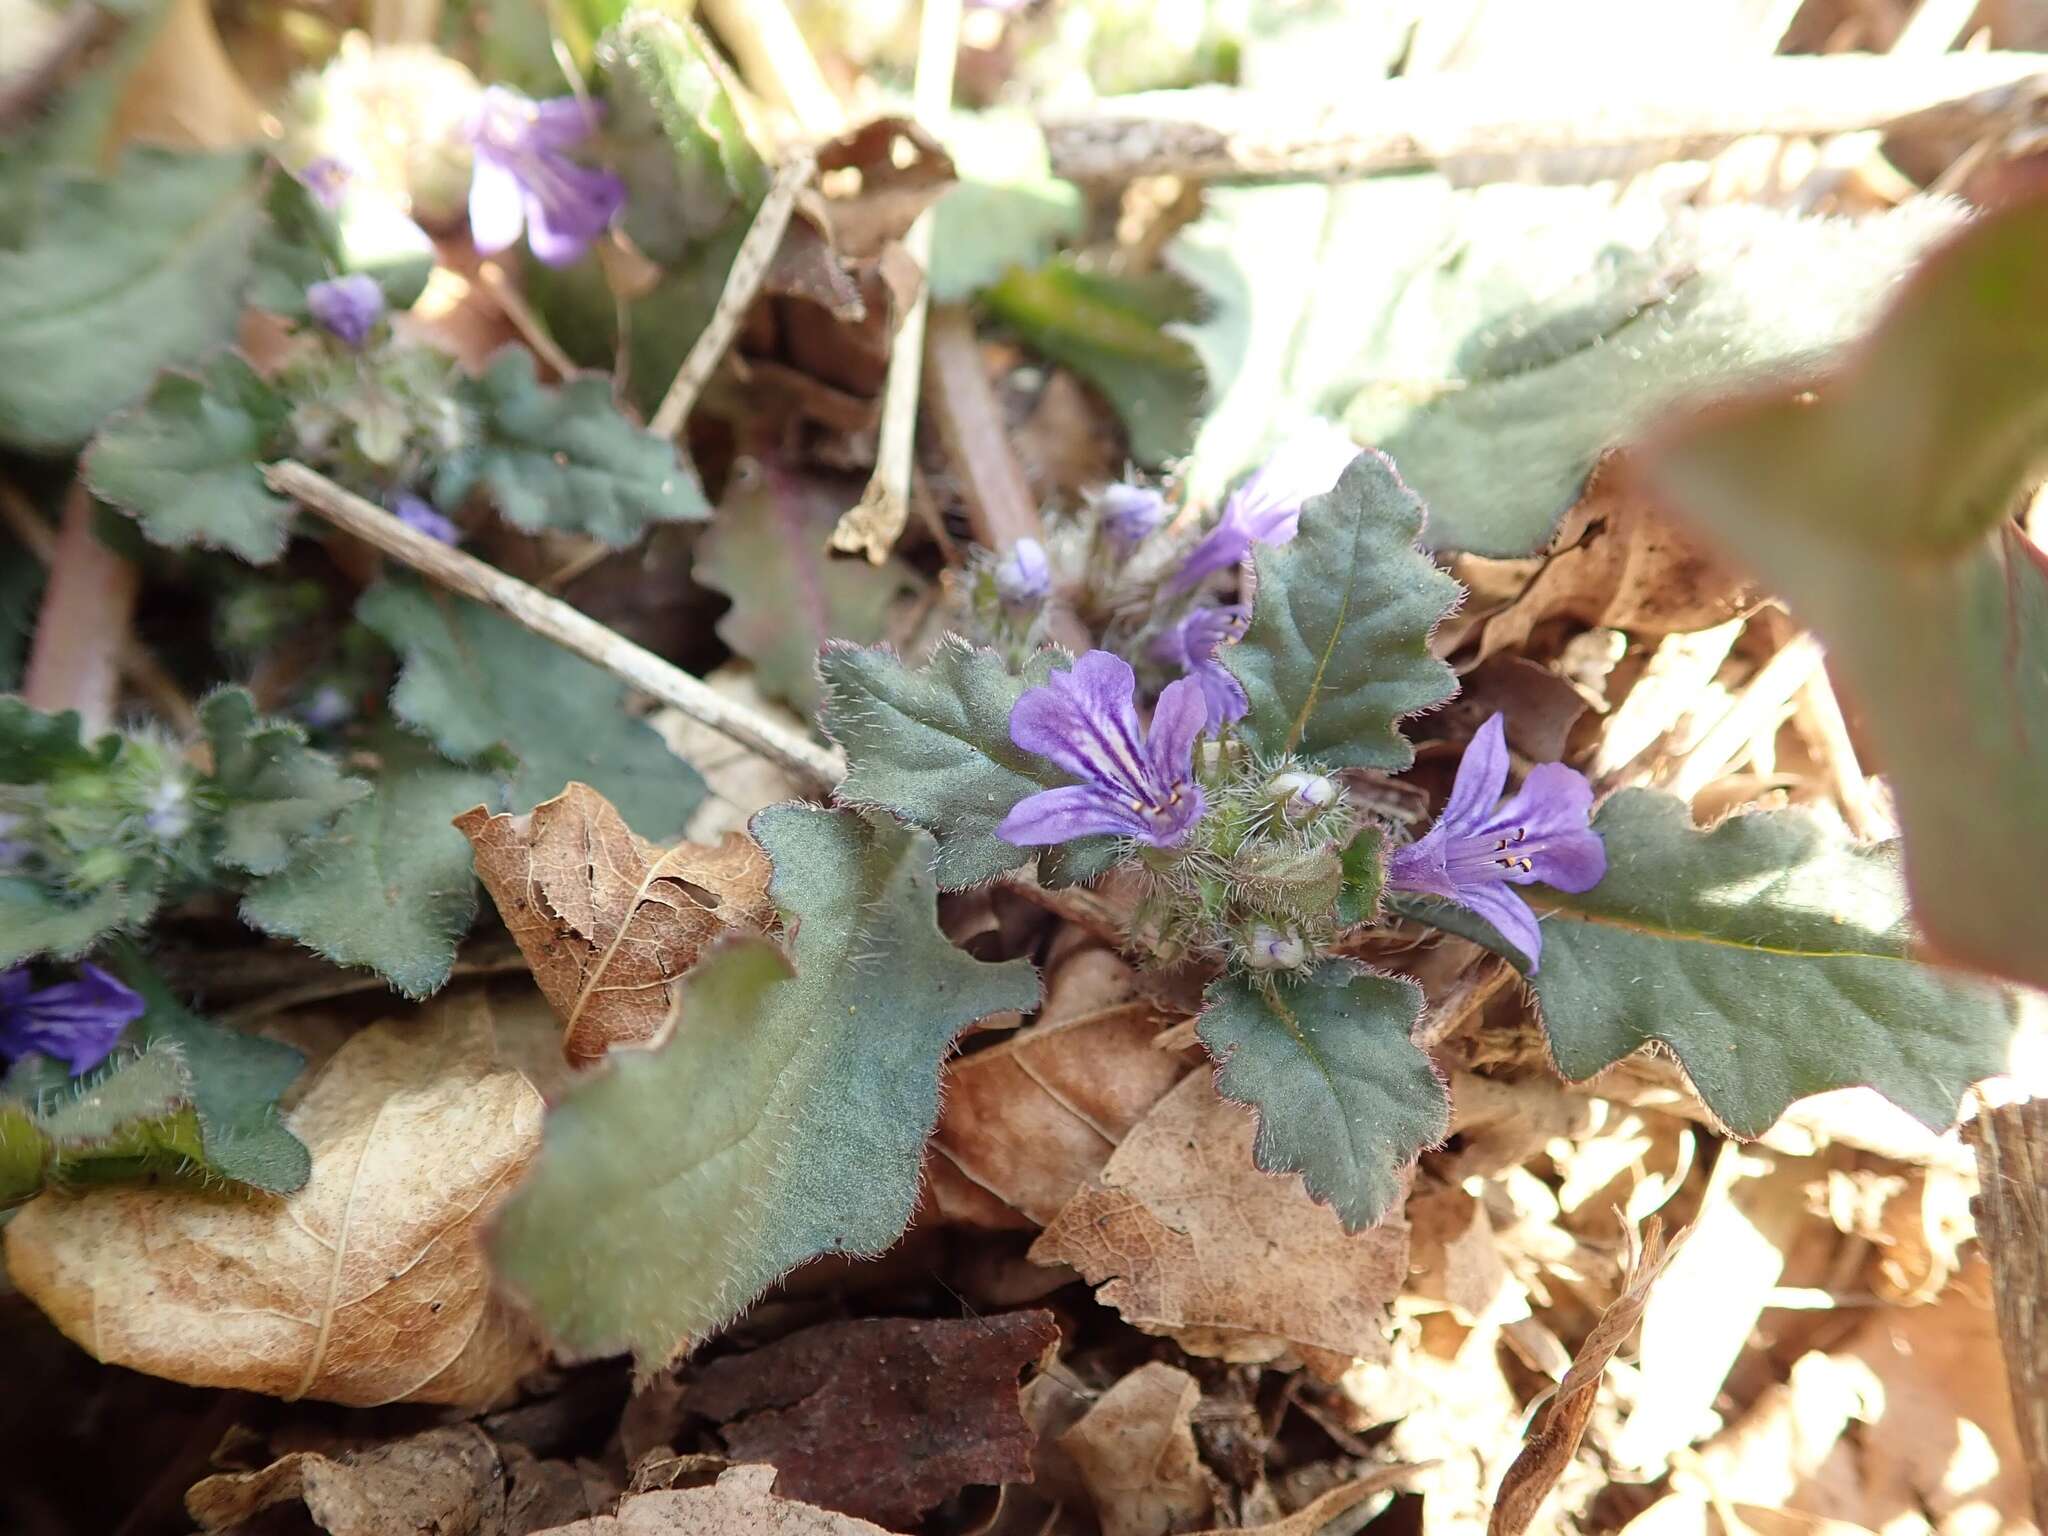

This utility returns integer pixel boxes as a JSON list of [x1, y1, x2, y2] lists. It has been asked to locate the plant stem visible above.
[[262, 460, 845, 790]]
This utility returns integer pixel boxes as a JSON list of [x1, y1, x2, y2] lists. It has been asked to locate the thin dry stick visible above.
[[474, 261, 582, 381], [1663, 634, 1824, 802], [1044, 50, 2048, 183], [700, 0, 843, 137], [648, 147, 817, 440], [22, 487, 141, 737], [1964, 1096, 2048, 1531], [922, 305, 1042, 552], [263, 460, 845, 789], [1794, 669, 1888, 840], [832, 0, 962, 563]]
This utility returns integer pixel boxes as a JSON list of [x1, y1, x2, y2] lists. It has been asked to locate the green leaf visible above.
[[697, 461, 921, 716], [612, 8, 767, 267], [104, 948, 310, 1194], [0, 148, 265, 451], [927, 110, 1085, 304], [1196, 963, 1446, 1231], [820, 638, 1114, 889], [0, 881, 139, 971], [1, 1043, 207, 1208], [1225, 451, 1460, 770], [85, 353, 292, 564], [1414, 791, 2018, 1136], [199, 688, 366, 877], [439, 346, 709, 543], [491, 806, 1040, 1367], [358, 581, 706, 839], [0, 698, 108, 782], [983, 258, 1206, 467], [1336, 824, 1385, 927], [1646, 197, 2048, 993], [241, 731, 497, 998], [1171, 176, 1961, 554]]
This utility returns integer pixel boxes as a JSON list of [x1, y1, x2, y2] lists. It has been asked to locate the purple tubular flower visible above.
[[994, 537, 1052, 605], [1151, 604, 1248, 730], [1170, 427, 1360, 592], [1093, 481, 1169, 547], [306, 274, 385, 348], [389, 491, 459, 544], [466, 86, 626, 268], [297, 156, 354, 210], [1385, 713, 1606, 971], [998, 651, 1208, 848], [0, 964, 145, 1077]]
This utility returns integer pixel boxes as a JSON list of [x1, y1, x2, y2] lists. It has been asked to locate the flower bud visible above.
[[994, 537, 1053, 606], [1244, 925, 1309, 971], [1092, 481, 1168, 547], [306, 274, 386, 349], [1264, 769, 1339, 816]]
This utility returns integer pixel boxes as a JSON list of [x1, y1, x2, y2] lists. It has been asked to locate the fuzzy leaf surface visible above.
[[697, 461, 921, 716], [440, 347, 708, 543], [491, 807, 1041, 1368], [200, 688, 366, 877], [1, 1044, 204, 1208], [1416, 791, 2017, 1136], [1172, 177, 1959, 554], [1197, 963, 1446, 1231], [820, 639, 1112, 888], [1646, 196, 2048, 992], [359, 581, 705, 839], [84, 352, 291, 563], [241, 732, 497, 999], [1225, 451, 1460, 770], [0, 148, 264, 451]]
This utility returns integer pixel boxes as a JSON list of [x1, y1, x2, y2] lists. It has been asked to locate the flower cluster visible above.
[[466, 87, 625, 268]]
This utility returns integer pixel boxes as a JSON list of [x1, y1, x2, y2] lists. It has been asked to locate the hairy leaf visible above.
[[1226, 451, 1460, 770], [241, 731, 497, 998], [1196, 963, 1446, 1231], [1645, 196, 2048, 992], [491, 807, 1041, 1368], [698, 461, 920, 715], [1415, 791, 2017, 1136], [0, 148, 264, 451], [440, 347, 708, 543], [457, 782, 773, 1062], [359, 581, 705, 839], [983, 259, 1205, 467], [200, 688, 366, 877], [1172, 177, 1961, 554], [0, 881, 139, 970], [820, 639, 1112, 888], [85, 353, 291, 563]]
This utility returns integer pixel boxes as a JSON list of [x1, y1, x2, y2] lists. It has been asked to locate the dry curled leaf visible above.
[[1058, 1362, 1216, 1536], [457, 782, 774, 1063], [186, 1426, 506, 1536], [1186, 1466, 1422, 1536], [533, 1464, 893, 1534], [3, 994, 545, 1408], [1488, 1216, 1692, 1536], [682, 1312, 1060, 1529], [1031, 1074, 1410, 1374]]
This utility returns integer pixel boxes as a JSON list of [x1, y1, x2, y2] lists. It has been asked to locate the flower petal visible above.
[[524, 161, 625, 266], [2, 964, 145, 1076], [467, 156, 526, 255], [1009, 651, 1149, 796], [523, 94, 604, 149], [1385, 824, 1456, 901], [1190, 658, 1247, 729], [1441, 713, 1513, 829], [997, 784, 1140, 845], [1147, 674, 1208, 785], [1453, 879, 1547, 972]]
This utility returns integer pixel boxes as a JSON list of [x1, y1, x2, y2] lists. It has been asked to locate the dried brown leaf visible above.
[[1030, 1074, 1409, 1374], [2, 994, 545, 1408], [533, 1464, 894, 1534], [457, 782, 774, 1063], [186, 1426, 506, 1536], [1185, 1465, 1422, 1536], [679, 1312, 1059, 1528], [1488, 1216, 1692, 1536], [1058, 1362, 1215, 1536], [1407, 1186, 1529, 1328]]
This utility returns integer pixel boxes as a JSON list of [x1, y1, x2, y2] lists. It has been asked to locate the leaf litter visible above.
[[3, 1, 2046, 1535]]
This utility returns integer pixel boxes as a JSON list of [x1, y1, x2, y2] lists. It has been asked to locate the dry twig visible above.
[[262, 460, 845, 789], [1964, 1096, 2048, 1530]]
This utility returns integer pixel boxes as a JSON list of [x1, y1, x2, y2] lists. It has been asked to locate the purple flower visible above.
[[466, 86, 626, 268], [1385, 713, 1606, 971], [0, 964, 145, 1077], [1170, 427, 1359, 592], [1152, 604, 1248, 730], [297, 156, 354, 210], [998, 651, 1208, 848], [994, 538, 1052, 606], [389, 491, 459, 544], [300, 684, 354, 730], [306, 274, 385, 348], [1093, 482, 1168, 547]]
